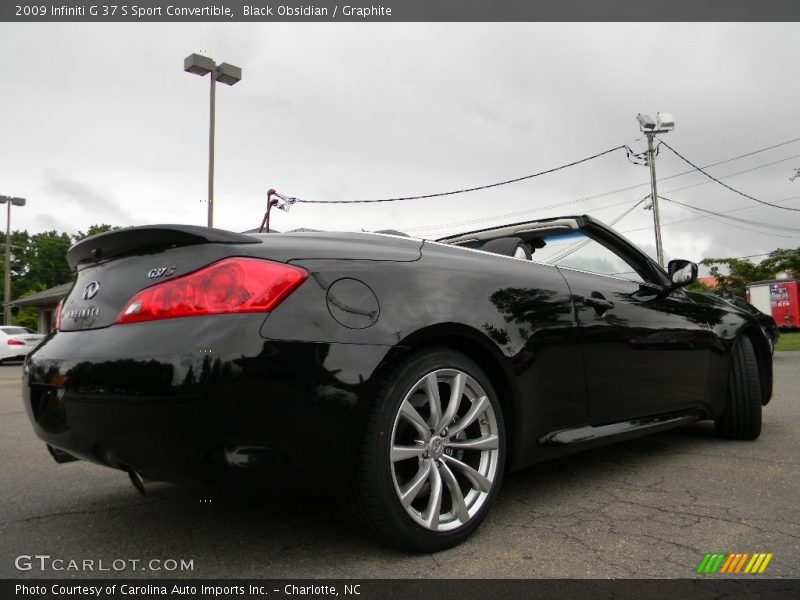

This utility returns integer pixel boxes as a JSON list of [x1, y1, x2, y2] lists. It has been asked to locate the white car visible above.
[[0, 327, 45, 363]]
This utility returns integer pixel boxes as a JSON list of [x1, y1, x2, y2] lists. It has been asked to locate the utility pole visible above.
[[636, 112, 675, 268], [646, 132, 664, 268], [0, 195, 26, 325]]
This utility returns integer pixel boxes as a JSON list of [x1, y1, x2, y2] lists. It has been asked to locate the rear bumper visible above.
[[22, 315, 395, 492]]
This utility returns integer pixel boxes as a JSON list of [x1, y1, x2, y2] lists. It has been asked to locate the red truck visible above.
[[746, 278, 800, 330]]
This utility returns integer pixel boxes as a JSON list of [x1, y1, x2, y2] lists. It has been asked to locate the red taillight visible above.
[[53, 300, 63, 331], [7, 338, 25, 346], [114, 257, 307, 325]]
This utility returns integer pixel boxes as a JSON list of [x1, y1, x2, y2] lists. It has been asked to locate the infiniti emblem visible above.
[[82, 281, 101, 300]]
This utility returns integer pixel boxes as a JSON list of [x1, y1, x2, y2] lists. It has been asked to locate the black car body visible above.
[[22, 216, 772, 551], [713, 294, 779, 354]]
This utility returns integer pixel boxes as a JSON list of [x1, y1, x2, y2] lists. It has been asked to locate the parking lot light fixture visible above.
[[0, 195, 26, 325], [184, 53, 242, 228]]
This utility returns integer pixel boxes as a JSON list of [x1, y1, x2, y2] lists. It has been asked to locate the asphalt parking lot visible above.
[[1, 354, 798, 579]]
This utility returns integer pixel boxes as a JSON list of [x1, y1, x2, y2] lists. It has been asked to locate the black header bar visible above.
[[4, 0, 800, 23]]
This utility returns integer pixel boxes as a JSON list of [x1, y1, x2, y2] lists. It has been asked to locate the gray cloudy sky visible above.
[[2, 22, 799, 265]]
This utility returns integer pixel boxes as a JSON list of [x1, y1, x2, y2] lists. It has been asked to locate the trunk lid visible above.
[[61, 225, 262, 331]]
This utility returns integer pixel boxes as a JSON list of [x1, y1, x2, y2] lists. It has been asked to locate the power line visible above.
[[684, 136, 800, 168], [657, 196, 800, 233], [611, 252, 778, 273], [542, 198, 648, 265], [660, 154, 800, 195], [707, 252, 773, 261], [657, 196, 800, 240], [273, 145, 630, 207], [621, 195, 800, 235], [660, 141, 800, 212], [403, 137, 800, 234], [406, 152, 798, 235], [406, 196, 639, 234]]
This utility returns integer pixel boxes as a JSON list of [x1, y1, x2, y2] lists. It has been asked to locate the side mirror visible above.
[[667, 259, 698, 288]]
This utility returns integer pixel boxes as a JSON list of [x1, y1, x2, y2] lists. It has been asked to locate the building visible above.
[[696, 276, 719, 289], [9, 283, 72, 334]]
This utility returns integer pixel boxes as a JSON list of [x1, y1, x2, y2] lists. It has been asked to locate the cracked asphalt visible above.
[[1, 353, 798, 579]]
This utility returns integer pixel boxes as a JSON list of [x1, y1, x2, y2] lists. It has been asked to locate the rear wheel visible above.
[[715, 336, 762, 440], [342, 348, 505, 552]]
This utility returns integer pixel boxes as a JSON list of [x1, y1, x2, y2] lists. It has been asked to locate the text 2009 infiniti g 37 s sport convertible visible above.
[[23, 215, 772, 551]]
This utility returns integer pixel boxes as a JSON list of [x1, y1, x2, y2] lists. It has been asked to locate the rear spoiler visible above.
[[67, 224, 261, 268]]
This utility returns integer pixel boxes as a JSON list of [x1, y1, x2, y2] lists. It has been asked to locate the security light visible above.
[[0, 196, 26, 206], [656, 112, 675, 131], [637, 113, 657, 131], [216, 63, 242, 86], [184, 53, 216, 76]]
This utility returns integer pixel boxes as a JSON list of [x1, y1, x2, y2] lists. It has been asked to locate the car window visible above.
[[529, 231, 645, 283], [0, 327, 30, 335]]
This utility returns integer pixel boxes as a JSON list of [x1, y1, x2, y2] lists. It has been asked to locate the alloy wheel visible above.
[[389, 368, 501, 532]]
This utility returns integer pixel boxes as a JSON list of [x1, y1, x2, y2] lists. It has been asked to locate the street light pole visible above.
[[636, 112, 675, 268], [208, 69, 216, 228], [184, 53, 242, 229], [0, 195, 26, 325]]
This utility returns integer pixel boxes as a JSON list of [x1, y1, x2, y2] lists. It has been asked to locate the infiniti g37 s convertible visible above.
[[23, 215, 771, 552]]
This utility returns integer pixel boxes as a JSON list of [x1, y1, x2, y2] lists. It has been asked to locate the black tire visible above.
[[481, 237, 531, 260], [715, 335, 762, 440], [341, 348, 506, 552]]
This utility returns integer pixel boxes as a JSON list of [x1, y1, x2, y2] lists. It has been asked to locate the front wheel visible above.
[[715, 335, 762, 440], [341, 348, 505, 552]]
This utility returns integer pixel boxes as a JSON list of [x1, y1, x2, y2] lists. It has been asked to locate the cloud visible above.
[[41, 169, 132, 224], [0, 22, 797, 262]]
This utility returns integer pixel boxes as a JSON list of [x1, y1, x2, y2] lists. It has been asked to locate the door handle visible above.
[[584, 293, 614, 313]]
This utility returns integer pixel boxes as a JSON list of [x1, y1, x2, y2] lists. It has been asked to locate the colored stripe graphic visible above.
[[712, 554, 726, 573], [758, 554, 773, 573], [697, 552, 772, 575], [734, 553, 749, 573], [747, 554, 764, 573], [719, 554, 736, 574], [700, 553, 726, 574], [696, 553, 712, 574]]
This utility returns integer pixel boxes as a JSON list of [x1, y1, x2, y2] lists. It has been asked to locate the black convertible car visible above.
[[23, 215, 771, 552]]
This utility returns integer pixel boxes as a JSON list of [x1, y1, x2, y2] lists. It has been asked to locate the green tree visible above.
[[19, 231, 74, 293], [759, 247, 800, 276], [2, 224, 120, 327], [74, 224, 118, 242], [702, 247, 800, 297]]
